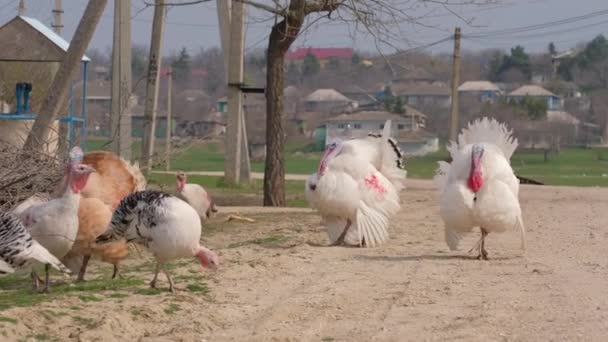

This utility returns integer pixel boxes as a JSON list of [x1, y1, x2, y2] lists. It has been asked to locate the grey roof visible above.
[[305, 89, 352, 102], [508, 85, 557, 97], [20, 16, 91, 62], [458, 81, 500, 92]]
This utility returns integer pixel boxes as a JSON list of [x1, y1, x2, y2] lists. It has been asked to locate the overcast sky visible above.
[[1, 0, 607, 57]]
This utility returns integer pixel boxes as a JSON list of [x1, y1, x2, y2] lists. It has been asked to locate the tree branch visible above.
[[235, 0, 288, 16]]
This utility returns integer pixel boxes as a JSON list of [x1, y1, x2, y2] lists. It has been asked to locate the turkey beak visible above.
[[84, 165, 96, 173]]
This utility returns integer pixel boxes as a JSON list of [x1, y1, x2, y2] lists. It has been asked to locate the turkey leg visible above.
[[31, 271, 41, 291], [162, 265, 175, 293], [477, 228, 489, 260], [112, 264, 123, 279], [77, 255, 91, 282], [330, 219, 352, 246], [40, 264, 51, 293], [150, 262, 161, 289]]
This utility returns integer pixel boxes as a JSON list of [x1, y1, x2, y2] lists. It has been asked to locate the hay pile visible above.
[[0, 142, 62, 212]]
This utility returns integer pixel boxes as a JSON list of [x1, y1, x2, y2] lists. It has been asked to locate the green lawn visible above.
[[86, 138, 608, 187]]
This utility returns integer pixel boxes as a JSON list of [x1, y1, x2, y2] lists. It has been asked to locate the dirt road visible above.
[[2, 181, 608, 341]]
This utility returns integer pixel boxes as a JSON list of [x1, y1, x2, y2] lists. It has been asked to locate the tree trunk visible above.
[[263, 18, 301, 206], [23, 0, 108, 154]]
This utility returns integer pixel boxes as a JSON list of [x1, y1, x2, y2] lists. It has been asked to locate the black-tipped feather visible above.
[[97, 190, 172, 244], [367, 133, 405, 169]]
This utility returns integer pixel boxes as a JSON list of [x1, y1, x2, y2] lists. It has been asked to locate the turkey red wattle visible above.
[[467, 145, 484, 193], [69, 165, 95, 194]]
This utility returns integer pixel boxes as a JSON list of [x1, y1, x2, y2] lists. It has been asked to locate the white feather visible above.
[[0, 259, 14, 274], [178, 183, 214, 220], [436, 117, 526, 254], [306, 122, 403, 248]]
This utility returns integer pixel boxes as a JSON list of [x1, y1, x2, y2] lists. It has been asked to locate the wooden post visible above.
[[165, 69, 172, 171], [52, 0, 63, 34], [449, 27, 461, 141], [217, 0, 251, 183], [110, 0, 132, 161], [23, 0, 108, 153], [224, 0, 246, 184], [141, 0, 166, 175]]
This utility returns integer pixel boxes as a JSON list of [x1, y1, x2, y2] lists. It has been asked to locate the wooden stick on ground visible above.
[[225, 214, 256, 223]]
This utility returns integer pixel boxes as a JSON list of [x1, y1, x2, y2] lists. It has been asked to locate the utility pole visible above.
[[449, 27, 461, 141], [165, 69, 172, 171], [24, 0, 108, 153], [51, 0, 69, 158], [110, 0, 132, 161], [52, 0, 63, 34], [141, 0, 166, 175], [18, 0, 25, 15], [217, 0, 251, 184]]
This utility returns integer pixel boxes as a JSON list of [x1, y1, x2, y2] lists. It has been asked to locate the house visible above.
[[286, 47, 354, 68], [216, 94, 266, 115], [458, 81, 501, 102], [303, 89, 357, 112], [131, 114, 176, 139], [93, 66, 109, 80], [507, 85, 563, 110], [324, 109, 437, 156], [391, 82, 451, 108], [175, 89, 210, 121], [0, 15, 91, 155]]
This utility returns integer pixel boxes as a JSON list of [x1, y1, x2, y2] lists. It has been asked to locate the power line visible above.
[[464, 18, 608, 41], [464, 8, 608, 38]]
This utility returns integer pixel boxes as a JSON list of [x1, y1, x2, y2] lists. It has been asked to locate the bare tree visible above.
[[239, 0, 494, 206], [23, 0, 108, 154]]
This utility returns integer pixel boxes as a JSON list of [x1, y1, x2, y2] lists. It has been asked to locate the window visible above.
[[337, 124, 345, 129], [354, 123, 362, 129], [397, 124, 405, 130], [379, 124, 384, 129]]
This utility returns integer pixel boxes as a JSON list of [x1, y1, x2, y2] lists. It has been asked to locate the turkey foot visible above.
[[330, 220, 352, 246]]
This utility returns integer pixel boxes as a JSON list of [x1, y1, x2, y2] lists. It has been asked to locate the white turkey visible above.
[[176, 171, 218, 220], [0, 211, 71, 276], [305, 120, 406, 247], [434, 117, 526, 259], [96, 190, 219, 293], [18, 147, 96, 291]]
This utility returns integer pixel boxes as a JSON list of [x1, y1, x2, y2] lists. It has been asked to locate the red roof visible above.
[[286, 48, 354, 60]]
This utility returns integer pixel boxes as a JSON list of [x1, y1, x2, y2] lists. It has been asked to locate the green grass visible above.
[[0, 277, 145, 311], [185, 283, 209, 294], [0, 316, 17, 324], [134, 288, 164, 296], [72, 316, 98, 329], [227, 234, 290, 249], [164, 303, 181, 315]]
